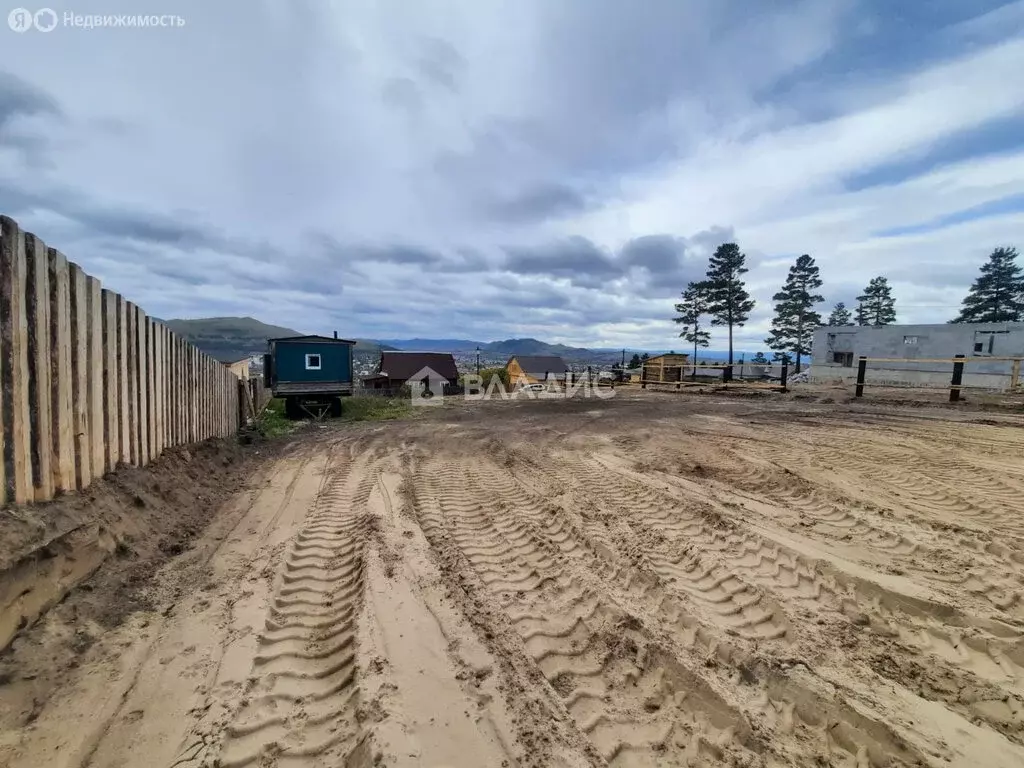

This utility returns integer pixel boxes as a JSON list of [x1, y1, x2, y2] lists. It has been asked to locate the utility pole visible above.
[[475, 346, 480, 375], [621, 348, 625, 367]]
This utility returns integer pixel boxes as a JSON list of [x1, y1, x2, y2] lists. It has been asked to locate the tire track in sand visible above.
[[495, 456, 939, 767], [413, 459, 760, 767], [568, 453, 1024, 744], [173, 450, 376, 768]]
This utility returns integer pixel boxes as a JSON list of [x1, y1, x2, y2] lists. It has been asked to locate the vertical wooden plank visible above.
[[185, 345, 191, 443], [175, 336, 182, 445], [0, 216, 33, 504], [117, 296, 129, 466], [138, 308, 149, 465], [149, 317, 156, 457], [47, 248, 75, 494], [24, 233, 53, 501], [68, 264, 90, 490], [156, 323, 163, 455], [102, 290, 118, 472], [152, 322, 161, 458], [0, 237, 5, 505], [223, 367, 228, 436], [225, 368, 229, 435], [201, 355, 208, 440], [211, 359, 216, 438], [201, 356, 208, 440], [216, 363, 221, 437], [170, 335, 177, 447], [194, 352, 201, 441], [160, 332, 166, 450], [160, 325, 167, 452], [86, 276, 103, 480], [190, 346, 197, 442], [125, 302, 138, 465], [212, 363, 218, 438]]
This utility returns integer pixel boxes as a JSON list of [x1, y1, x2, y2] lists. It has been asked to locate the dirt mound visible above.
[[0, 436, 274, 742]]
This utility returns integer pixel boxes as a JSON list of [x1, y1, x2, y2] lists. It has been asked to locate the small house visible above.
[[220, 356, 251, 380], [264, 333, 357, 417], [641, 353, 691, 383], [363, 351, 459, 391], [506, 355, 569, 385]]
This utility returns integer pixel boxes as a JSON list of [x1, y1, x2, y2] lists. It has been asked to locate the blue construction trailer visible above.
[[264, 333, 357, 418]]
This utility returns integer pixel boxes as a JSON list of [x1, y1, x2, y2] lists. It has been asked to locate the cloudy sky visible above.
[[2, 0, 1023, 350]]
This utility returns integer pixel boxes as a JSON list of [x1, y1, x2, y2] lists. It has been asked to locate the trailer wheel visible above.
[[330, 397, 343, 417], [284, 396, 301, 420]]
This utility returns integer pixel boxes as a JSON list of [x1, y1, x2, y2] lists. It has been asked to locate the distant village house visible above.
[[363, 351, 459, 391], [219, 356, 251, 380], [506, 355, 569, 385]]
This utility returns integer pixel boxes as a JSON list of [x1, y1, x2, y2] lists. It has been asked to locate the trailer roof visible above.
[[269, 334, 358, 344]]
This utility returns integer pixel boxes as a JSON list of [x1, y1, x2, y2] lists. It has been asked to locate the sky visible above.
[[2, 0, 1023, 351]]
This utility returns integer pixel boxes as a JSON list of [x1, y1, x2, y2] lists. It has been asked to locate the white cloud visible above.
[[1, 0, 1022, 351]]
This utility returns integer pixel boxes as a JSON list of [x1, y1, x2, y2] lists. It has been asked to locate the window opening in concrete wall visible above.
[[974, 330, 1009, 356]]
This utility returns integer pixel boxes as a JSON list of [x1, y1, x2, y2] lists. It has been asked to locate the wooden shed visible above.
[[220, 356, 251, 380], [506, 355, 569, 385], [641, 353, 690, 384]]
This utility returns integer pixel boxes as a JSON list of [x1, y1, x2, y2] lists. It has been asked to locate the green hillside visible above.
[[482, 337, 591, 357], [161, 317, 387, 360]]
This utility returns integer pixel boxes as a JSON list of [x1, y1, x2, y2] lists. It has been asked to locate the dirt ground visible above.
[[1, 389, 1023, 767]]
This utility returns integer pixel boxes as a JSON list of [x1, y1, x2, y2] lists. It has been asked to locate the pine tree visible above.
[[640, 352, 650, 363], [673, 281, 711, 378], [827, 302, 854, 326], [856, 277, 897, 326], [703, 243, 756, 365], [772, 350, 793, 365], [751, 351, 769, 364], [952, 247, 1024, 323], [763, 254, 823, 373], [628, 353, 642, 369]]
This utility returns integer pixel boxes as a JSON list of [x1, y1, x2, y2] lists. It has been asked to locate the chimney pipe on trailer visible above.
[[334, 330, 338, 339]]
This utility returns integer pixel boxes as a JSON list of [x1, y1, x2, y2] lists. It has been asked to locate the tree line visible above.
[[672, 245, 1024, 374]]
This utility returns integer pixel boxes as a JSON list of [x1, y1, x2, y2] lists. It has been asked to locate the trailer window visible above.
[[305, 353, 322, 370]]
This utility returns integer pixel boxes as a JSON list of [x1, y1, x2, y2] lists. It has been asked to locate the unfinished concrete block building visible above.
[[810, 322, 1024, 390]]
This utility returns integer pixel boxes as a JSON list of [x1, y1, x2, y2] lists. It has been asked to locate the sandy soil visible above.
[[2, 391, 1024, 767]]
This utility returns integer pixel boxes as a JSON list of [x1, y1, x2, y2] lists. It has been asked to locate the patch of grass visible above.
[[339, 396, 413, 422], [253, 398, 297, 437]]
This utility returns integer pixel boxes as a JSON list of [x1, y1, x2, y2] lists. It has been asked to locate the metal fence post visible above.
[[780, 361, 788, 392], [855, 356, 867, 397], [950, 354, 965, 402]]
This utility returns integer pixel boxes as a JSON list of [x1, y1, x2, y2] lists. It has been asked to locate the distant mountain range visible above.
[[379, 337, 597, 357], [160, 318, 757, 365], [161, 317, 392, 361]]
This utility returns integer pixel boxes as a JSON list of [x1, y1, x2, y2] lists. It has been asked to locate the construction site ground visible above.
[[2, 388, 1023, 768]]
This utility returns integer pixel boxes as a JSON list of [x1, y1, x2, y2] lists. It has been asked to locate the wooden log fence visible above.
[[0, 215, 241, 506], [640, 362, 790, 393], [854, 355, 1024, 401]]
